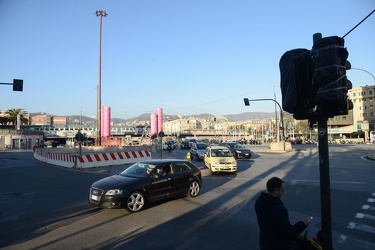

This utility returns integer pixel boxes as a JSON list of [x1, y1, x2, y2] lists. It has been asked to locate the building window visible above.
[[353, 93, 356, 97], [370, 97, 373, 102], [370, 90, 373, 95]]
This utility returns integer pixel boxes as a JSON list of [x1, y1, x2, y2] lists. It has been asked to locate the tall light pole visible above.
[[95, 10, 107, 146]]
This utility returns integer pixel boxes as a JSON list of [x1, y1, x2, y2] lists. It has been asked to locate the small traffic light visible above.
[[244, 98, 250, 106], [13, 79, 23, 91]]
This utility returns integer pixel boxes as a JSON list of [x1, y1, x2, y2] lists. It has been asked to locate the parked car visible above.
[[203, 146, 237, 174], [190, 142, 209, 161], [219, 142, 252, 159], [88, 159, 202, 212], [180, 140, 190, 149]]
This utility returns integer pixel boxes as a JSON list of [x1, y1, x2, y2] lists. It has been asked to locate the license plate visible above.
[[221, 167, 230, 170], [91, 195, 100, 201]]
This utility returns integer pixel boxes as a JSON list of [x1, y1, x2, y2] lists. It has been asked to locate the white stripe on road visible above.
[[355, 213, 375, 221], [347, 222, 375, 234], [362, 205, 375, 211]]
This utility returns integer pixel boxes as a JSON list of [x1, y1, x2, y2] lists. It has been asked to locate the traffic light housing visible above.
[[280, 35, 353, 120], [311, 36, 353, 116], [279, 48, 315, 120], [13, 79, 23, 91]]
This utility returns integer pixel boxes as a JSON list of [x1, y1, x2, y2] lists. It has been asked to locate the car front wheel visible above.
[[126, 191, 145, 212], [188, 181, 200, 197]]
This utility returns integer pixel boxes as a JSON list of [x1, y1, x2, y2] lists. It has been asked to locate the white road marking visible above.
[[356, 213, 375, 221], [362, 205, 375, 211], [347, 222, 375, 233]]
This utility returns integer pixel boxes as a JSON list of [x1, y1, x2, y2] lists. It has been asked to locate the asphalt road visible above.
[[0, 144, 374, 250]]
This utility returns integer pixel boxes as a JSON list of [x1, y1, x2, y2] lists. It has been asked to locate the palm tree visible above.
[[5, 108, 29, 125]]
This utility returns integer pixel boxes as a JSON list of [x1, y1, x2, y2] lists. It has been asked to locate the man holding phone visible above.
[[254, 177, 311, 250]]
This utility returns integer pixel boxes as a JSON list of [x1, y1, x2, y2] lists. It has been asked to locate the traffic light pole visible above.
[[317, 117, 332, 250], [314, 33, 333, 250], [0, 79, 23, 91]]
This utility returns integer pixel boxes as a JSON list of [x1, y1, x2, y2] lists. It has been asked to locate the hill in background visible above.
[[31, 111, 280, 125]]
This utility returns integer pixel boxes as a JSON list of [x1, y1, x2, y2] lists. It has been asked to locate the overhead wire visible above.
[[342, 9, 375, 38]]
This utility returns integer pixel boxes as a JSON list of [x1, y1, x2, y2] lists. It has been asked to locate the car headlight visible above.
[[236, 150, 242, 154], [232, 161, 237, 165], [105, 189, 123, 195]]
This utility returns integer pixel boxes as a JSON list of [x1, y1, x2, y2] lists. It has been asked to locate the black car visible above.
[[88, 159, 202, 212], [219, 142, 252, 159], [180, 140, 190, 149]]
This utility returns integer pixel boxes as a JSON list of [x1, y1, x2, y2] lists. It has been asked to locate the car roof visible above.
[[220, 142, 238, 144], [208, 146, 231, 150], [138, 159, 191, 164]]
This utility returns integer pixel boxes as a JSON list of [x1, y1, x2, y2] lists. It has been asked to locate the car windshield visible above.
[[212, 149, 232, 157], [197, 143, 208, 149], [234, 143, 244, 148], [119, 162, 156, 178]]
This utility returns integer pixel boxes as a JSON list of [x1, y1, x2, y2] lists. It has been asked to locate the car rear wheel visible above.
[[126, 191, 145, 212], [188, 180, 200, 197]]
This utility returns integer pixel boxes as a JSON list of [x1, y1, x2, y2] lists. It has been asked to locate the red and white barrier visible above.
[[77, 150, 152, 168], [33, 149, 152, 169]]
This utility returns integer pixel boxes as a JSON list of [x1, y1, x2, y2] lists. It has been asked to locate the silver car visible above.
[[190, 142, 208, 161]]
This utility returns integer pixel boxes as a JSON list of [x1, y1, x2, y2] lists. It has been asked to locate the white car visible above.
[[203, 146, 237, 173]]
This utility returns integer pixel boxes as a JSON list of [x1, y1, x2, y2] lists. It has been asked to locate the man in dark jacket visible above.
[[255, 177, 311, 250]]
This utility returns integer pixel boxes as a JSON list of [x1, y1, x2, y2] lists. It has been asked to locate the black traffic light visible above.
[[13, 79, 23, 91], [279, 49, 315, 120], [280, 35, 353, 120], [311, 36, 353, 116], [244, 98, 250, 106]]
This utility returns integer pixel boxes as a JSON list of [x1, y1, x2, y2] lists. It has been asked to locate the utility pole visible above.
[[95, 10, 108, 146]]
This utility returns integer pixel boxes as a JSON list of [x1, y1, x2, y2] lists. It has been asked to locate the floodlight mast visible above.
[[95, 10, 108, 146]]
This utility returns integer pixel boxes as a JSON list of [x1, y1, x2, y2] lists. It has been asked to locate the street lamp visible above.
[[351, 68, 375, 84], [95, 10, 108, 146], [244, 98, 285, 141]]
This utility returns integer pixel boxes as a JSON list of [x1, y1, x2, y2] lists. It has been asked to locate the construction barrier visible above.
[[77, 150, 151, 169], [33, 148, 152, 169]]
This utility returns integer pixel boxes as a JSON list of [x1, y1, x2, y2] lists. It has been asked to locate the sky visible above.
[[1, 0, 374, 121]]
